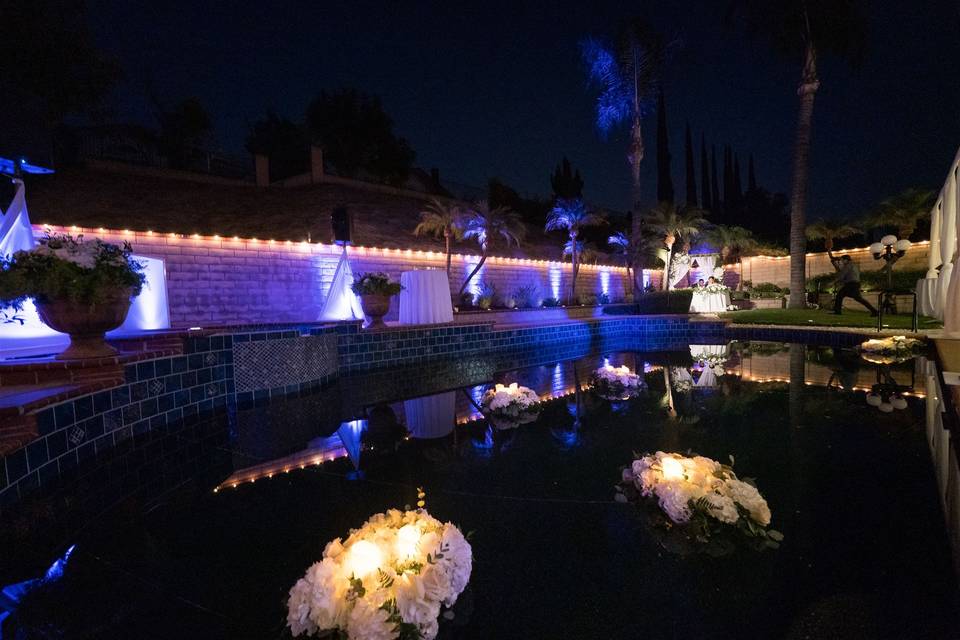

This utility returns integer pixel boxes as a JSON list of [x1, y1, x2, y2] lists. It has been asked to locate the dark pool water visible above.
[[2, 342, 958, 639]]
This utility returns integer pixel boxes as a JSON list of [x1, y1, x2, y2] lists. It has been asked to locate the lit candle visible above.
[[661, 456, 684, 481], [346, 540, 383, 578]]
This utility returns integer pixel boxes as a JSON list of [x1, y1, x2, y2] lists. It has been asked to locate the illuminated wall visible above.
[[36, 225, 647, 328]]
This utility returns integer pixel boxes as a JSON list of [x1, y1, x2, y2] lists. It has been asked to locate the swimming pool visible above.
[[2, 340, 958, 638]]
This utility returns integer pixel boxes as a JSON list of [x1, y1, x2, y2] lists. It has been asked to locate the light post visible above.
[[864, 363, 913, 413], [870, 235, 913, 322]]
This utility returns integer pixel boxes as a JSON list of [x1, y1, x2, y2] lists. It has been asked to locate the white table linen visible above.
[[689, 290, 730, 313], [399, 269, 454, 325]]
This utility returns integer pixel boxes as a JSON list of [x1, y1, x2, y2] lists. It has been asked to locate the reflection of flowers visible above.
[[619, 452, 782, 551], [482, 383, 540, 430], [859, 336, 924, 364], [287, 507, 472, 639], [669, 367, 693, 393], [590, 364, 642, 400]]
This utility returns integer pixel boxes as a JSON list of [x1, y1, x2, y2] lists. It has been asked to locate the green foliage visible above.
[[512, 284, 540, 308], [541, 297, 560, 307], [633, 289, 694, 314], [351, 272, 402, 296], [477, 283, 495, 310], [806, 267, 927, 293], [155, 97, 212, 169], [245, 110, 309, 181], [0, 234, 145, 309], [305, 89, 415, 186]]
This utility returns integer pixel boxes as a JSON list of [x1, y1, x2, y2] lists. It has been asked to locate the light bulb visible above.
[[881, 234, 898, 246], [346, 540, 383, 578], [661, 456, 684, 481], [396, 524, 421, 559], [894, 239, 911, 252], [869, 242, 884, 255]]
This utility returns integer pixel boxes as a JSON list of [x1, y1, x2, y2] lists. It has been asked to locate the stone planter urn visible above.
[[36, 290, 133, 360], [360, 293, 391, 329]]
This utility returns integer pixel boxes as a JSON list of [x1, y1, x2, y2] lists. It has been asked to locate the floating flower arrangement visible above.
[[481, 382, 541, 430], [287, 491, 472, 640], [859, 335, 925, 364], [589, 364, 642, 400], [618, 451, 782, 553]]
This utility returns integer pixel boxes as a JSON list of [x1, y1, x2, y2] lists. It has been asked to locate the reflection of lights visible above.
[[214, 440, 349, 491]]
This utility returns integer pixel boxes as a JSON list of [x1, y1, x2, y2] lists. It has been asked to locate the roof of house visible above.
[[22, 162, 604, 262]]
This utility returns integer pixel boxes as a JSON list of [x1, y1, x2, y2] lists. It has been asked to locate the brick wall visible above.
[[728, 242, 931, 288], [39, 225, 643, 328]]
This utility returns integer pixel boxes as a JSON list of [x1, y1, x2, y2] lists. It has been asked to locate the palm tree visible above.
[[545, 199, 606, 301], [608, 230, 665, 295], [805, 218, 860, 251], [581, 19, 672, 272], [728, 0, 866, 308], [705, 225, 758, 289], [459, 200, 525, 296], [414, 197, 464, 278], [645, 203, 707, 290], [862, 188, 935, 238]]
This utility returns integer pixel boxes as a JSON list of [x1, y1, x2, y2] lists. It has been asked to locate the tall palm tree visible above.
[[546, 199, 606, 301], [862, 187, 935, 239], [645, 203, 707, 290], [728, 0, 866, 308], [414, 197, 464, 278], [608, 230, 665, 295], [705, 224, 758, 289], [459, 200, 525, 296], [581, 19, 672, 273], [805, 218, 860, 251]]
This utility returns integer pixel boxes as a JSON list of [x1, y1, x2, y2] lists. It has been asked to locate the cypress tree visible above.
[[710, 145, 720, 214], [655, 89, 674, 203], [700, 133, 711, 211], [684, 124, 697, 207]]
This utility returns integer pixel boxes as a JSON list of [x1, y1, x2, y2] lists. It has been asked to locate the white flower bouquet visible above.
[[481, 383, 540, 430], [619, 451, 782, 552], [589, 364, 642, 400], [669, 367, 693, 393], [859, 335, 924, 363], [704, 282, 729, 294], [287, 502, 472, 640]]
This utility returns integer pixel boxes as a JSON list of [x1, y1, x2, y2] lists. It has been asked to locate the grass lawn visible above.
[[721, 307, 942, 331]]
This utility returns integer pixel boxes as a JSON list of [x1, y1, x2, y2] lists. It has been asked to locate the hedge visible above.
[[806, 267, 927, 293]]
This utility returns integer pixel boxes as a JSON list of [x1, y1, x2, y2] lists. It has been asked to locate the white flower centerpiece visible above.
[[669, 366, 693, 393], [287, 490, 472, 640], [619, 451, 782, 552], [704, 282, 729, 294], [589, 364, 642, 400], [859, 335, 924, 363], [481, 382, 540, 430]]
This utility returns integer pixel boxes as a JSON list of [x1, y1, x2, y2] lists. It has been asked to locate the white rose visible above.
[[347, 595, 396, 640], [304, 558, 347, 631], [395, 572, 442, 639], [287, 577, 318, 637], [436, 525, 472, 603], [704, 493, 739, 524], [726, 479, 771, 526], [655, 482, 693, 523]]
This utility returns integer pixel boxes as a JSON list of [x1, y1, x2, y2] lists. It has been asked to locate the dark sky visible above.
[[88, 0, 960, 218]]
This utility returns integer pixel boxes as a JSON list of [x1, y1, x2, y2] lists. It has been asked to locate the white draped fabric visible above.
[[688, 254, 717, 285], [318, 250, 364, 321], [695, 366, 718, 388], [403, 391, 456, 439], [689, 290, 730, 313], [919, 145, 960, 326], [0, 179, 36, 258], [399, 270, 453, 325]]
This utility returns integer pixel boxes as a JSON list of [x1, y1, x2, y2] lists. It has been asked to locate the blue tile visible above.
[[154, 358, 172, 377], [130, 382, 149, 402], [111, 385, 130, 408], [53, 402, 76, 429], [38, 459, 59, 486], [123, 364, 138, 382], [6, 449, 27, 484], [172, 356, 189, 373], [26, 439, 48, 470], [136, 361, 155, 381], [122, 404, 141, 425], [73, 395, 94, 421], [47, 429, 68, 458], [36, 408, 56, 435], [93, 391, 112, 413]]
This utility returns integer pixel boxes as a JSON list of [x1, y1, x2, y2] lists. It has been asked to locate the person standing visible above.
[[829, 252, 877, 316]]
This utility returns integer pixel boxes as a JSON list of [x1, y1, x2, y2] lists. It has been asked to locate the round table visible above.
[[399, 269, 454, 325], [689, 290, 730, 313]]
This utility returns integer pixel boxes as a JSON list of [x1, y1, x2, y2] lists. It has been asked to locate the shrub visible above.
[[742, 280, 753, 289], [633, 289, 694, 314], [477, 283, 495, 310], [597, 292, 611, 305], [352, 272, 402, 296], [458, 291, 475, 308], [542, 297, 560, 307], [512, 284, 540, 308], [805, 267, 927, 293], [577, 294, 598, 306], [0, 234, 145, 308]]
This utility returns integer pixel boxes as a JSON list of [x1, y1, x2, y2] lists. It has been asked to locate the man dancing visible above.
[[829, 252, 877, 316]]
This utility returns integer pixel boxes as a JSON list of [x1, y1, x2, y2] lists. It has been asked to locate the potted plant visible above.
[[0, 234, 145, 359], [351, 272, 402, 329]]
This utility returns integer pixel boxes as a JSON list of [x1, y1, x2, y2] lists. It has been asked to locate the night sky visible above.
[[88, 0, 960, 218]]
